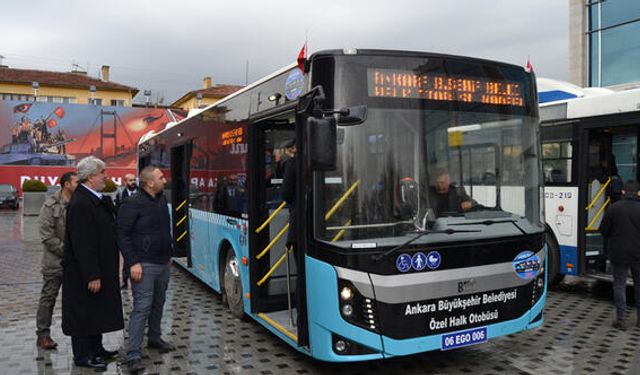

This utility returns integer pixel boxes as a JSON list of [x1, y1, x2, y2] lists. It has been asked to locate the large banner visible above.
[[0, 100, 185, 193]]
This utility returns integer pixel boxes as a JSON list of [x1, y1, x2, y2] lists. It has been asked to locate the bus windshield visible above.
[[313, 54, 543, 248]]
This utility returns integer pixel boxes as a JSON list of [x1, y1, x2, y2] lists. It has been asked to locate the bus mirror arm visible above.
[[297, 85, 327, 116]]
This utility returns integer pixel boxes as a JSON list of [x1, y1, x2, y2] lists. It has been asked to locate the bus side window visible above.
[[542, 142, 573, 183]]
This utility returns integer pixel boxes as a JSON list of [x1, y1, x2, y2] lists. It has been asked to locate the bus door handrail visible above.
[[256, 180, 361, 286], [324, 179, 361, 221], [586, 196, 611, 231], [255, 201, 287, 234], [256, 223, 289, 260], [257, 246, 293, 286], [585, 177, 611, 211]]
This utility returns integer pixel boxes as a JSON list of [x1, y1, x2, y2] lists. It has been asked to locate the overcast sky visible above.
[[1, 0, 569, 105]]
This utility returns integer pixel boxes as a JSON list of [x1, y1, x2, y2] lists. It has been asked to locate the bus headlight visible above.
[[340, 286, 354, 301], [338, 279, 379, 332]]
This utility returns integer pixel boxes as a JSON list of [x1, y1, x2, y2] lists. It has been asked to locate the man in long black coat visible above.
[[62, 156, 123, 369], [600, 180, 640, 331]]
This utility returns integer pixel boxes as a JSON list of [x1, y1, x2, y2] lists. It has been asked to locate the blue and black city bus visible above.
[[137, 49, 546, 361]]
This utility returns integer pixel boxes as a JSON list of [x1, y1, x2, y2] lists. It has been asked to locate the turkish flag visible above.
[[54, 106, 65, 119], [297, 43, 307, 73], [525, 58, 534, 73], [47, 118, 58, 128], [13, 103, 32, 113]]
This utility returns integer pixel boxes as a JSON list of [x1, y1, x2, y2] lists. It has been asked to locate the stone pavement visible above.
[[1, 209, 639, 374]]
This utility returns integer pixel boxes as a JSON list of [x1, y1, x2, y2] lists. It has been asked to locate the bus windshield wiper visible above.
[[449, 219, 527, 234], [449, 219, 516, 226], [372, 228, 480, 263]]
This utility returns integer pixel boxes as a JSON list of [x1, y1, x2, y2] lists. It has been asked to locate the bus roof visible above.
[[138, 61, 298, 145], [140, 49, 533, 145], [538, 78, 640, 122]]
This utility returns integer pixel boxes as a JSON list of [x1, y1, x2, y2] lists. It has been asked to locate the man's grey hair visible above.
[[76, 156, 106, 182]]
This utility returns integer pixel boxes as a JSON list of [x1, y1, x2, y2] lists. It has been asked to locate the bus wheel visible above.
[[223, 250, 245, 319], [546, 230, 565, 286]]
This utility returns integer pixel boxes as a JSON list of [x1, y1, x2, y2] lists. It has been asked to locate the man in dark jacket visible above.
[[62, 156, 123, 369], [36, 171, 78, 349], [117, 165, 174, 373], [600, 180, 640, 330], [116, 173, 138, 289]]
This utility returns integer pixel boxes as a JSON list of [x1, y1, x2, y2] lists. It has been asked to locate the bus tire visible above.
[[223, 249, 245, 319], [546, 229, 565, 286]]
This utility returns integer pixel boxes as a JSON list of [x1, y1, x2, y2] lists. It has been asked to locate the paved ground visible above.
[[1, 208, 640, 374]]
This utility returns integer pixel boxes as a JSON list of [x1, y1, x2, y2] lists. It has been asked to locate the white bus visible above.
[[539, 78, 640, 284]]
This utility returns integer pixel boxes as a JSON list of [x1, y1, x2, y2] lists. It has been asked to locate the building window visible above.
[[588, 0, 640, 86], [110, 99, 125, 106], [89, 98, 103, 105]]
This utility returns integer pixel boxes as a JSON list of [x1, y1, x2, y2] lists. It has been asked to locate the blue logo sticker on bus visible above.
[[426, 251, 441, 270], [513, 251, 541, 279], [285, 69, 304, 100], [441, 326, 487, 350], [412, 252, 427, 271], [396, 253, 412, 273]]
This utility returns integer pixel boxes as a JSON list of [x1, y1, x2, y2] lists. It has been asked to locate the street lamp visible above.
[[32, 81, 39, 101], [89, 85, 97, 104]]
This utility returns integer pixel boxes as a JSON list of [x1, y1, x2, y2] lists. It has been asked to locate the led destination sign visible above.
[[368, 68, 525, 107]]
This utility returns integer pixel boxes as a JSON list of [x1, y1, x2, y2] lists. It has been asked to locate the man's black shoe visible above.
[[96, 348, 119, 360], [74, 358, 107, 370], [148, 338, 175, 352], [127, 358, 146, 373]]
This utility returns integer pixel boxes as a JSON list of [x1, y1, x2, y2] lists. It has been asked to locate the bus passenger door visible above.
[[248, 114, 302, 343], [171, 142, 193, 267], [582, 128, 637, 275]]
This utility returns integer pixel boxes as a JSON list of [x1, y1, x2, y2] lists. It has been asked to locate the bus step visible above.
[[258, 309, 298, 343]]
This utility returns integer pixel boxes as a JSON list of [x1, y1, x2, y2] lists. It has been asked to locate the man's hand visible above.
[[88, 279, 101, 293], [130, 263, 143, 282], [461, 201, 473, 211]]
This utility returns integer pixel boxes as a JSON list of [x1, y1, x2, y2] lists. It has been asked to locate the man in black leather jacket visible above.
[[117, 165, 175, 373]]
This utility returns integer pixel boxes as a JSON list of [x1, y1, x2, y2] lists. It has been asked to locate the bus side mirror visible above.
[[308, 116, 337, 171], [337, 105, 367, 126]]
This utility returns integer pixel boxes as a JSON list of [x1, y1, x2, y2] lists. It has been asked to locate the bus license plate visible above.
[[441, 327, 488, 350]]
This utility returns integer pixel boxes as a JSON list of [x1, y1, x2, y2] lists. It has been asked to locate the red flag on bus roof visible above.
[[297, 43, 307, 73], [525, 58, 534, 73], [47, 118, 58, 128], [53, 106, 65, 119]]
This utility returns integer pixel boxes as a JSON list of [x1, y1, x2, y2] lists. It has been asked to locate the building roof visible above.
[[171, 84, 244, 107], [0, 67, 139, 95]]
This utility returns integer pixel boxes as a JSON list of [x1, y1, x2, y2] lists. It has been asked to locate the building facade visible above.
[[171, 76, 243, 110], [570, 0, 640, 88], [0, 65, 138, 106]]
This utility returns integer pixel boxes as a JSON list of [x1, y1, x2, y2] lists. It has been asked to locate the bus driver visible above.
[[429, 168, 474, 216]]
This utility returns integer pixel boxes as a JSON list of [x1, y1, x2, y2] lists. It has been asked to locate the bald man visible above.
[[116, 173, 138, 210]]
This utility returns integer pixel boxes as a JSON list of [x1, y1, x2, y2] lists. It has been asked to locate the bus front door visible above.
[[171, 142, 192, 267], [249, 114, 303, 345]]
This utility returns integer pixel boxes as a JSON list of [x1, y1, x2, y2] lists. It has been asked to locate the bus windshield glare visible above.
[[314, 55, 543, 248]]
